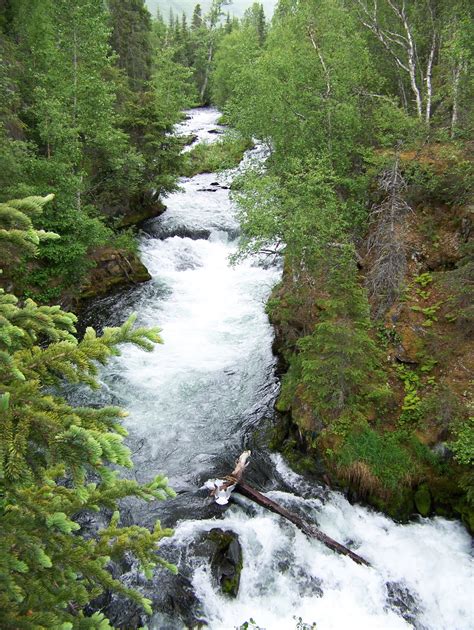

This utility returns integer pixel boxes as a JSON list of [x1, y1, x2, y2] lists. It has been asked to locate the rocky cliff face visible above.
[[269, 149, 473, 530]]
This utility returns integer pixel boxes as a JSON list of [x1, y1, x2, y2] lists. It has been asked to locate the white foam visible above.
[[161, 493, 472, 630]]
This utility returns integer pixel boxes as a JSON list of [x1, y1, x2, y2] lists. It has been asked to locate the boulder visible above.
[[395, 324, 424, 364], [414, 484, 432, 517], [195, 528, 243, 597], [79, 248, 151, 301]]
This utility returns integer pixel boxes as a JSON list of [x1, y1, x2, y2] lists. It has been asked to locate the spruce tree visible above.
[[108, 0, 154, 92], [191, 4, 203, 30], [0, 195, 176, 629]]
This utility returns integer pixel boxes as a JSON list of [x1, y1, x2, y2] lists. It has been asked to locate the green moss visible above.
[[370, 487, 415, 521], [208, 530, 242, 598], [460, 506, 474, 533], [282, 447, 318, 476], [221, 565, 242, 597], [269, 416, 291, 450], [276, 356, 302, 413], [414, 484, 432, 516], [117, 199, 166, 227], [208, 529, 235, 549]]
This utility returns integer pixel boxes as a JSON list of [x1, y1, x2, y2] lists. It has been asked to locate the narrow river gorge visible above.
[[80, 109, 472, 630]]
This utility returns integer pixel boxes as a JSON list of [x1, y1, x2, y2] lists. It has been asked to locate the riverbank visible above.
[[267, 145, 473, 532]]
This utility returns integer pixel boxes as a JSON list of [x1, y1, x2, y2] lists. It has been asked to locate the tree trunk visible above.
[[208, 452, 370, 567], [450, 62, 463, 138], [200, 41, 214, 103], [235, 481, 370, 566], [425, 31, 436, 124]]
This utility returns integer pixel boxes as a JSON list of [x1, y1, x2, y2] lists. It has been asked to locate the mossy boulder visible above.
[[79, 248, 151, 301], [117, 196, 166, 228], [414, 484, 432, 516], [395, 323, 424, 364], [204, 529, 243, 598]]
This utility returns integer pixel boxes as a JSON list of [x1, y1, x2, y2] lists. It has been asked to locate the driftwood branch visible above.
[[208, 452, 370, 567]]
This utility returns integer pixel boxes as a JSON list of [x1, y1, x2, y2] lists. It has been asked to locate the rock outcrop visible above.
[[78, 247, 151, 301]]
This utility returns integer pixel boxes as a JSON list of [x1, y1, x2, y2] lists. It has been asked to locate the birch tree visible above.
[[352, 0, 439, 123], [199, 0, 230, 103]]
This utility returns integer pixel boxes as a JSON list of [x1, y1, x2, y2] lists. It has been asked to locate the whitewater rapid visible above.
[[85, 108, 472, 630]]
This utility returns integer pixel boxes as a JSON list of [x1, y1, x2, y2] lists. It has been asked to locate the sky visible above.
[[145, 0, 278, 20]]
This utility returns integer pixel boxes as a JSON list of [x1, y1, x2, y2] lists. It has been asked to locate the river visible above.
[[81, 108, 473, 630]]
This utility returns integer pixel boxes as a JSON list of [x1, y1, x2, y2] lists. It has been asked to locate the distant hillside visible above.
[[145, 0, 277, 20]]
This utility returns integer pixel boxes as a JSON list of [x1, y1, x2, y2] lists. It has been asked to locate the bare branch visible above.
[[366, 154, 412, 317]]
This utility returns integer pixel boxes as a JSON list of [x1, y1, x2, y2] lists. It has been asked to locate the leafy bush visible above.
[[450, 417, 474, 466]]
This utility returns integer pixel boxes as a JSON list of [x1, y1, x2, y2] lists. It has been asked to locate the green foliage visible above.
[[410, 301, 443, 326], [443, 241, 474, 335], [222, 0, 383, 174], [0, 195, 175, 627], [402, 153, 474, 207], [109, 0, 154, 92], [182, 133, 253, 176], [0, 195, 59, 269], [0, 0, 191, 299], [297, 299, 387, 425], [233, 156, 364, 264], [450, 417, 474, 466], [414, 272, 433, 288], [376, 323, 401, 348], [338, 427, 421, 492], [157, 0, 238, 104], [211, 17, 263, 108], [396, 365, 423, 427], [207, 0, 473, 524]]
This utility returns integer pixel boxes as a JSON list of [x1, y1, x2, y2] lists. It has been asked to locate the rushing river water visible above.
[[81, 108, 473, 630]]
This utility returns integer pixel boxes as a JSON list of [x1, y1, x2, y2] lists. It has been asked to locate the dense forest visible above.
[[0, 0, 473, 627]]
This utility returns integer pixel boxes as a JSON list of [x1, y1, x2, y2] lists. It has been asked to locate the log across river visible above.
[[79, 108, 473, 630]]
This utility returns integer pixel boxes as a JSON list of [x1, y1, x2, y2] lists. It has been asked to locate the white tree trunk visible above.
[[425, 35, 436, 124], [450, 62, 463, 138], [388, 0, 423, 118], [200, 41, 214, 103], [354, 0, 426, 119]]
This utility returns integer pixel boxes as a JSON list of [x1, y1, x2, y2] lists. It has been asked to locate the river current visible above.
[[81, 108, 473, 630]]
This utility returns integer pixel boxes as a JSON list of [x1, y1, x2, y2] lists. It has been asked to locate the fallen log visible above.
[[206, 451, 370, 567], [235, 480, 369, 566]]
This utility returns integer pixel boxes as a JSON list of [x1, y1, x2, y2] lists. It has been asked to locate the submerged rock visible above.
[[196, 528, 243, 597], [385, 581, 423, 628]]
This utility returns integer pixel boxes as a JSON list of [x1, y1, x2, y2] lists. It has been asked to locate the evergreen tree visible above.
[[2, 0, 131, 299], [108, 0, 154, 92], [191, 3, 203, 30], [0, 195, 175, 628], [109, 0, 194, 198], [243, 2, 267, 46], [0, 0, 193, 301]]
